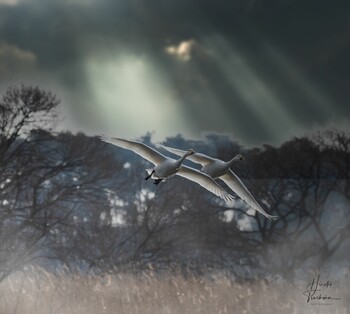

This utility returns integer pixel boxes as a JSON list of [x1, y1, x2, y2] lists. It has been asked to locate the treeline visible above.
[[0, 86, 349, 282]]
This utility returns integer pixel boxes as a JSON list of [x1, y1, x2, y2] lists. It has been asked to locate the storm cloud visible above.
[[0, 0, 349, 144]]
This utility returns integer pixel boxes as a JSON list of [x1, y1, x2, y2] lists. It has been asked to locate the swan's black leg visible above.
[[153, 179, 162, 185], [145, 170, 154, 180]]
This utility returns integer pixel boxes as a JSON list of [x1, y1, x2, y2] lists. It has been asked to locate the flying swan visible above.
[[160, 144, 277, 220], [99, 136, 235, 202]]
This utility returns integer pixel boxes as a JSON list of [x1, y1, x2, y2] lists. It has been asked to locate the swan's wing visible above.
[[160, 145, 214, 165], [177, 165, 234, 202], [221, 170, 278, 221], [100, 136, 167, 165]]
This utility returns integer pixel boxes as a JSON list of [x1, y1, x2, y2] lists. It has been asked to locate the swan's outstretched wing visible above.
[[100, 136, 167, 165], [177, 165, 234, 202], [221, 170, 278, 221], [160, 145, 214, 165]]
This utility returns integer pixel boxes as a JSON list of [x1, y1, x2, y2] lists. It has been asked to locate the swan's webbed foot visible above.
[[153, 179, 162, 185], [145, 170, 154, 181]]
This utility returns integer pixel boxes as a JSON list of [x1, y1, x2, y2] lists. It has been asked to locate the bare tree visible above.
[[0, 86, 123, 281]]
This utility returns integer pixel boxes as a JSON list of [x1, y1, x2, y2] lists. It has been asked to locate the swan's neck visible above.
[[225, 156, 239, 168], [177, 152, 191, 165]]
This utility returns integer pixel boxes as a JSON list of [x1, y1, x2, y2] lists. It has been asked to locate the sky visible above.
[[0, 0, 349, 145]]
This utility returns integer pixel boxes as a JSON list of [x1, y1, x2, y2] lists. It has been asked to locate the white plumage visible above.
[[100, 136, 234, 202], [160, 144, 277, 220]]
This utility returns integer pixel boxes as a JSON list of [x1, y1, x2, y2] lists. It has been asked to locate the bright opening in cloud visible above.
[[165, 39, 197, 62]]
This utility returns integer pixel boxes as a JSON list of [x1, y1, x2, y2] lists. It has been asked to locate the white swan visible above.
[[160, 144, 277, 220], [99, 136, 234, 202]]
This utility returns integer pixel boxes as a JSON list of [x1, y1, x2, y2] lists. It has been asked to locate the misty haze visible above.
[[1, 0, 350, 313]]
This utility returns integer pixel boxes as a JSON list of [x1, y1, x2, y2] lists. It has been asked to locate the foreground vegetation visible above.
[[0, 268, 348, 314]]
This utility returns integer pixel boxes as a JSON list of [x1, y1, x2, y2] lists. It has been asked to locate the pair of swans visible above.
[[100, 136, 277, 220]]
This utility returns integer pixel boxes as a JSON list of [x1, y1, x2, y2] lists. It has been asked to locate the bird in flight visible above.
[[160, 144, 277, 220], [100, 136, 235, 202]]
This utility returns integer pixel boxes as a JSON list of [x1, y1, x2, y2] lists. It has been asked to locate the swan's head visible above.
[[186, 149, 196, 155], [235, 154, 244, 161]]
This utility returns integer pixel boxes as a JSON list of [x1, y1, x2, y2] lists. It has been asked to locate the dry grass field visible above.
[[0, 268, 348, 314]]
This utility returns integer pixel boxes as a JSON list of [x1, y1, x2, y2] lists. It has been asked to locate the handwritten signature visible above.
[[303, 274, 341, 304]]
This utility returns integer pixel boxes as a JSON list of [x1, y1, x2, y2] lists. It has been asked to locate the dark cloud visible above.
[[0, 43, 36, 77], [0, 0, 349, 144]]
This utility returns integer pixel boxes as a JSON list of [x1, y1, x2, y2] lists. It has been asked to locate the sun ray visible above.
[[206, 35, 297, 142], [84, 52, 194, 141]]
